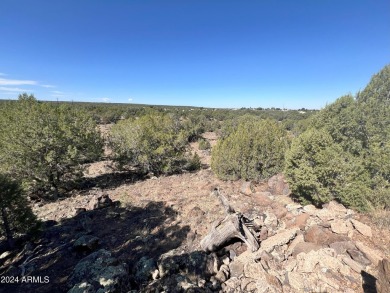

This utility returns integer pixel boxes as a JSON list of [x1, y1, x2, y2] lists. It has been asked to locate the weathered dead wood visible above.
[[201, 188, 259, 252], [377, 258, 390, 293]]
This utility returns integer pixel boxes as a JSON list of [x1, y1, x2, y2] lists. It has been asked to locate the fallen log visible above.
[[200, 188, 259, 253]]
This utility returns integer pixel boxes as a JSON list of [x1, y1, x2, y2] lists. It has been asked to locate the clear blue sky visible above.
[[0, 0, 389, 109]]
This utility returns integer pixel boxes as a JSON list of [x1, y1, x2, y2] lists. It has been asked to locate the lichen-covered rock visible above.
[[355, 241, 383, 266], [68, 249, 129, 293], [73, 235, 100, 251], [296, 248, 350, 275], [158, 250, 214, 281], [134, 257, 157, 284], [259, 228, 299, 253]]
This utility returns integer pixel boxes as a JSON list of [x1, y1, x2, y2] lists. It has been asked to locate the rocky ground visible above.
[[0, 131, 389, 293]]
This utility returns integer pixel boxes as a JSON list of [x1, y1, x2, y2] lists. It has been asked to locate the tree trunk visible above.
[[1, 207, 14, 249], [200, 188, 259, 253]]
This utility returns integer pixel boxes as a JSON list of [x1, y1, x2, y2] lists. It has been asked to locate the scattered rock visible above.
[[0, 251, 11, 260], [329, 241, 356, 255], [259, 228, 299, 253], [355, 241, 383, 266], [302, 204, 317, 215], [286, 233, 304, 256], [88, 194, 113, 210], [326, 201, 347, 214], [68, 249, 129, 292], [158, 250, 214, 280], [286, 213, 310, 230], [68, 282, 95, 293], [240, 181, 254, 195], [271, 203, 288, 219], [330, 219, 353, 234], [215, 264, 230, 282], [229, 260, 244, 278], [134, 257, 157, 284], [263, 211, 278, 229], [223, 277, 241, 291], [267, 173, 290, 195], [296, 248, 350, 275], [347, 249, 371, 266], [252, 192, 273, 206], [305, 225, 349, 245], [71, 208, 86, 217], [73, 235, 100, 252], [292, 242, 324, 257], [351, 219, 372, 237], [342, 256, 365, 273]]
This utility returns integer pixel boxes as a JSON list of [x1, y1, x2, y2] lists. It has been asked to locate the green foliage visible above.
[[0, 174, 40, 248], [0, 94, 103, 196], [198, 138, 211, 150], [186, 153, 202, 171], [285, 129, 370, 210], [110, 112, 199, 175], [286, 65, 390, 211], [212, 118, 289, 181]]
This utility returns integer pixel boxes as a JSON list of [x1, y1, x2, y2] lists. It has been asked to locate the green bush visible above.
[[0, 174, 40, 248], [198, 138, 211, 150], [0, 94, 103, 197], [285, 65, 390, 211], [284, 129, 370, 210], [110, 112, 199, 175], [211, 118, 289, 181]]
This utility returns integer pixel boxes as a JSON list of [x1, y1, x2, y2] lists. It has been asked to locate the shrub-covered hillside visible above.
[[285, 65, 390, 211]]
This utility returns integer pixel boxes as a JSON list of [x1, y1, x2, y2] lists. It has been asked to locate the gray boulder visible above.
[[68, 249, 129, 293]]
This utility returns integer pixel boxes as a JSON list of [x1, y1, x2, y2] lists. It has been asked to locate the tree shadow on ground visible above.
[[76, 170, 147, 192], [0, 201, 191, 293]]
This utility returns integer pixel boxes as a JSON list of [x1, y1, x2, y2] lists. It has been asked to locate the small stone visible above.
[[224, 277, 241, 290], [326, 201, 347, 213], [264, 211, 278, 228], [215, 264, 229, 282], [252, 192, 273, 206], [292, 242, 324, 257], [347, 249, 371, 266], [259, 228, 299, 253], [73, 235, 100, 251], [330, 219, 353, 234], [229, 259, 244, 278], [152, 269, 159, 280], [342, 256, 364, 273], [355, 241, 383, 266], [0, 251, 11, 260], [351, 219, 372, 237], [222, 256, 230, 265], [286, 234, 304, 256], [329, 241, 356, 255], [241, 181, 254, 195], [303, 204, 317, 215]]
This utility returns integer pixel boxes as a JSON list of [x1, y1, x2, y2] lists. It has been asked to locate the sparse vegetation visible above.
[[198, 138, 211, 150], [110, 112, 199, 175]]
